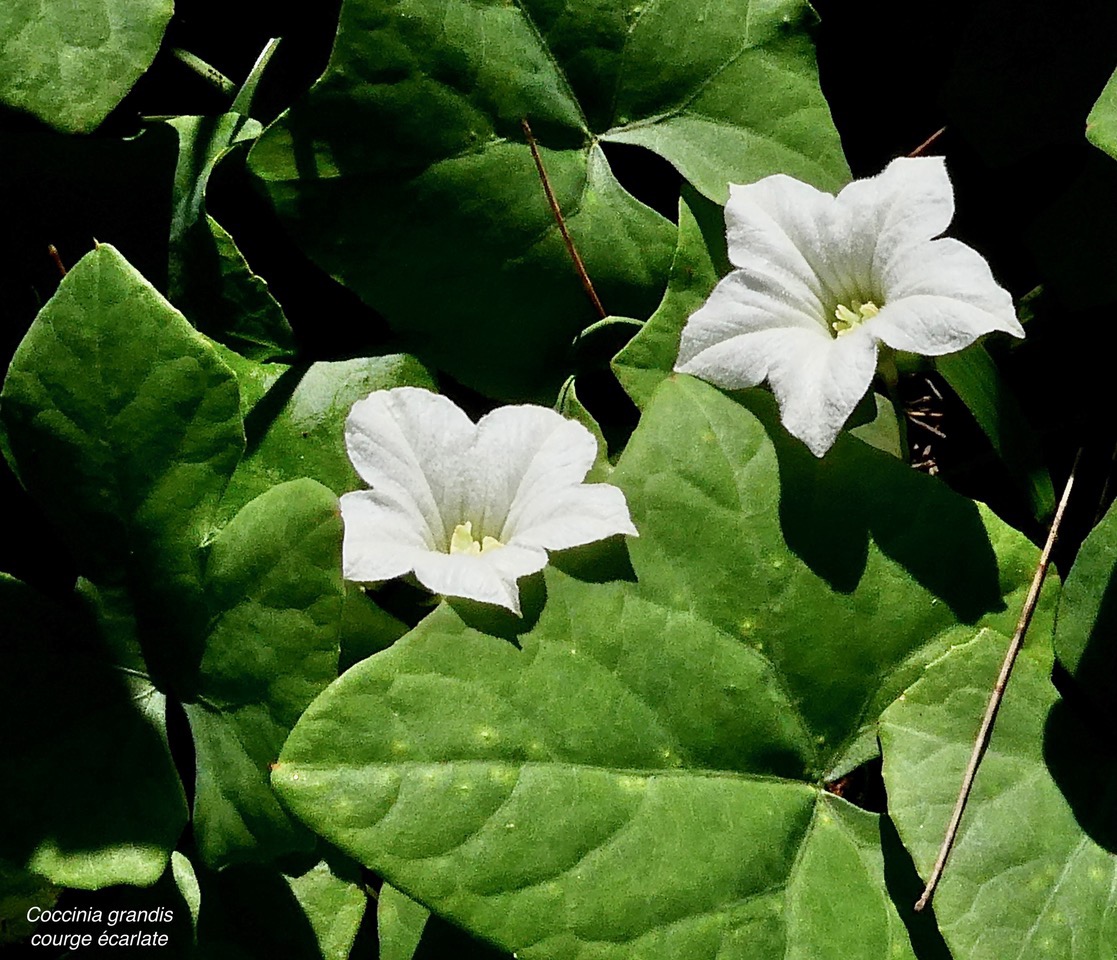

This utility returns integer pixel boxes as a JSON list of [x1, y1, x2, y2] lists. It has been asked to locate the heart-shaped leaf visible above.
[[249, 0, 847, 398], [271, 375, 1042, 957], [1, 243, 244, 682], [275, 570, 916, 959]]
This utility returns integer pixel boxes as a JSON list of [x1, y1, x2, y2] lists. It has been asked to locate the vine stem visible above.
[[907, 126, 947, 158], [913, 448, 1082, 912], [521, 118, 606, 319]]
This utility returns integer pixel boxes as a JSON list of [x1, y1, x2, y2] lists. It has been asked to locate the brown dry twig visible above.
[[914, 449, 1082, 912], [521, 118, 606, 320]]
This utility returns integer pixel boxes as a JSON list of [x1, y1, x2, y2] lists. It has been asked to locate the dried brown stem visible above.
[[47, 244, 66, 278], [914, 449, 1082, 913], [521, 118, 606, 320], [907, 126, 948, 158]]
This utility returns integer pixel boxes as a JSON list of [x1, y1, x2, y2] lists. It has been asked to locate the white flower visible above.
[[340, 387, 638, 614], [674, 157, 1025, 457]]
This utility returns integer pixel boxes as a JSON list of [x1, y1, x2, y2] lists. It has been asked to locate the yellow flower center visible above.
[[832, 300, 880, 336], [449, 521, 504, 556]]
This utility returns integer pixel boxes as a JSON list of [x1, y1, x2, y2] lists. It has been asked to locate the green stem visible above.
[[232, 37, 282, 117], [172, 48, 235, 95]]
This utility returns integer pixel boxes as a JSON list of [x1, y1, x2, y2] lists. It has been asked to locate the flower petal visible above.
[[508, 483, 638, 552], [461, 406, 600, 542], [412, 545, 548, 615], [871, 237, 1024, 354], [766, 326, 879, 457], [345, 388, 476, 548], [834, 156, 954, 285], [677, 318, 834, 393], [340, 490, 432, 582], [724, 175, 847, 304], [676, 264, 828, 371]]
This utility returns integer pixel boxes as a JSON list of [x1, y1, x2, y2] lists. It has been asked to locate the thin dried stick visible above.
[[914, 449, 1082, 912], [47, 244, 66, 278], [521, 118, 606, 319], [908, 126, 947, 158]]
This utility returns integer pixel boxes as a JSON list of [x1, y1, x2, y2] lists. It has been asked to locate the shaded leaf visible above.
[[378, 883, 430, 960], [0, 242, 243, 688], [934, 344, 1055, 521], [219, 355, 438, 520], [0, 246, 360, 870], [1054, 496, 1117, 725], [186, 479, 345, 868], [249, 0, 846, 398], [340, 584, 409, 672], [166, 114, 295, 360], [0, 575, 186, 888], [0, 0, 173, 132], [196, 856, 367, 960]]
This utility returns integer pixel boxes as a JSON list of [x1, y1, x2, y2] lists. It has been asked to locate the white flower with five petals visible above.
[[340, 387, 637, 614], [674, 157, 1025, 456]]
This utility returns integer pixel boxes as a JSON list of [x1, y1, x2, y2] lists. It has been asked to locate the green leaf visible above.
[[272, 373, 1045, 957], [219, 355, 438, 520], [935, 344, 1055, 521], [195, 856, 368, 960], [0, 0, 173, 132], [340, 584, 409, 672], [166, 114, 295, 361], [1087, 65, 1117, 159], [287, 857, 369, 960], [186, 479, 345, 868], [0, 246, 355, 870], [612, 376, 1048, 774], [0, 576, 186, 889], [881, 628, 1117, 958], [1054, 497, 1117, 724], [0, 860, 58, 944], [612, 186, 728, 408], [0, 242, 244, 686], [171, 851, 201, 940], [275, 570, 916, 960], [848, 393, 903, 460], [378, 883, 430, 960], [556, 375, 611, 482], [249, 0, 846, 398]]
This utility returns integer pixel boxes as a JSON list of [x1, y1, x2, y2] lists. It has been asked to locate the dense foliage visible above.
[[2, 2, 1115, 958]]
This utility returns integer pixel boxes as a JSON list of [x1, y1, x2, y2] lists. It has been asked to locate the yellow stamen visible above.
[[449, 521, 504, 555], [831, 299, 880, 336]]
